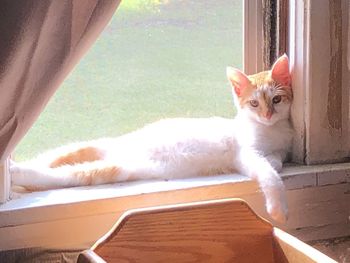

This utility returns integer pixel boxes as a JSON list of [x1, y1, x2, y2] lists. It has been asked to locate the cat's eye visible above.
[[249, 100, 259, 107], [272, 95, 282, 104]]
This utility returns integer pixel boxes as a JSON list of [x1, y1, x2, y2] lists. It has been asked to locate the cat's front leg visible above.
[[265, 152, 285, 172], [234, 148, 288, 223]]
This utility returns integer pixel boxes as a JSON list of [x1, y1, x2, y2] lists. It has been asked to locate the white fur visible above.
[[11, 56, 294, 223], [11, 100, 293, 222]]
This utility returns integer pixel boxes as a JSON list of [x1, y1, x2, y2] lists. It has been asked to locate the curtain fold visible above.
[[0, 0, 121, 160]]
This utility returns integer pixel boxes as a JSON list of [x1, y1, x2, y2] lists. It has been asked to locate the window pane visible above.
[[15, 0, 243, 160]]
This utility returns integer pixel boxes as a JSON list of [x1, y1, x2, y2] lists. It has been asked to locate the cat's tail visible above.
[[10, 160, 124, 191], [27, 142, 106, 168]]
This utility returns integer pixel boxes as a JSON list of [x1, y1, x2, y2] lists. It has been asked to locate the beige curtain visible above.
[[0, 0, 121, 160]]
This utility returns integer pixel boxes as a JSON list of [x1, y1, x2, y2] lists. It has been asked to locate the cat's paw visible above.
[[266, 200, 288, 224]]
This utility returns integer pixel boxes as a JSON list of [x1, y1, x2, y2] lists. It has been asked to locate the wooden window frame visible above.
[[243, 0, 264, 74], [290, 0, 350, 164]]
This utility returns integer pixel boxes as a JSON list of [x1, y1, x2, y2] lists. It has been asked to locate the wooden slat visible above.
[[273, 228, 337, 263], [93, 199, 276, 263], [285, 183, 349, 231]]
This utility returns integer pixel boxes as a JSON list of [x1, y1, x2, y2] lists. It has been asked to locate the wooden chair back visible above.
[[77, 198, 336, 263]]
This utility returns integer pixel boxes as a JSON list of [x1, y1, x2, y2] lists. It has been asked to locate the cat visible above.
[[11, 54, 293, 223]]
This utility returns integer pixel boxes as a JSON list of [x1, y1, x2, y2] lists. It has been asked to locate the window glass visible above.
[[15, 0, 243, 160]]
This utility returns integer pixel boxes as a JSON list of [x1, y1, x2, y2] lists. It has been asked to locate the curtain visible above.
[[0, 0, 121, 161]]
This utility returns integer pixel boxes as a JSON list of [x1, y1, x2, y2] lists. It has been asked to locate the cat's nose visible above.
[[264, 111, 273, 120]]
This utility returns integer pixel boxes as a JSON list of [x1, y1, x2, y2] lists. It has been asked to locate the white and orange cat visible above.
[[11, 55, 293, 223]]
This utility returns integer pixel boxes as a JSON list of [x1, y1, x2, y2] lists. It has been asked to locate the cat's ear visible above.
[[226, 67, 251, 97], [270, 54, 291, 86]]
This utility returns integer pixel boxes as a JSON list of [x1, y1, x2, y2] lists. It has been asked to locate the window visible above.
[[15, 0, 243, 161], [0, 0, 253, 250]]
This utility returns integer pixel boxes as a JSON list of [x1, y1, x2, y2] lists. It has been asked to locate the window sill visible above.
[[0, 163, 348, 251]]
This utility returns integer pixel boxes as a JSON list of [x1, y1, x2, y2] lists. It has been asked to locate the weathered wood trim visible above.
[[290, 0, 350, 164], [262, 0, 289, 69], [262, 0, 277, 69], [277, 0, 289, 56], [0, 159, 10, 204], [305, 0, 350, 164], [327, 1, 343, 133], [289, 0, 308, 163]]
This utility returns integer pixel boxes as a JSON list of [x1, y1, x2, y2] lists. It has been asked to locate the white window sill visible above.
[[0, 163, 348, 251]]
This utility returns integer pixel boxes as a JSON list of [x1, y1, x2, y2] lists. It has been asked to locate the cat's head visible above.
[[227, 54, 292, 126]]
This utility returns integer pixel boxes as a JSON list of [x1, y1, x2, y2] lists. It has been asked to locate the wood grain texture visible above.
[[286, 183, 349, 230], [262, 0, 289, 69], [289, 0, 350, 164], [82, 199, 336, 263], [305, 0, 350, 164], [277, 0, 289, 57], [93, 199, 276, 263], [327, 0, 343, 132]]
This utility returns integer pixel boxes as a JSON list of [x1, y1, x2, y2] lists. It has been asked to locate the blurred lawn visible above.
[[15, 0, 243, 160]]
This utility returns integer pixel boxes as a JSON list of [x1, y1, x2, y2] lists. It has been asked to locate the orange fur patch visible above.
[[248, 71, 272, 86], [237, 70, 292, 108], [49, 147, 103, 168], [73, 163, 121, 185]]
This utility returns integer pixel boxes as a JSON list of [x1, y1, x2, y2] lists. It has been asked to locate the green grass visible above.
[[15, 0, 243, 160], [118, 0, 165, 11]]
